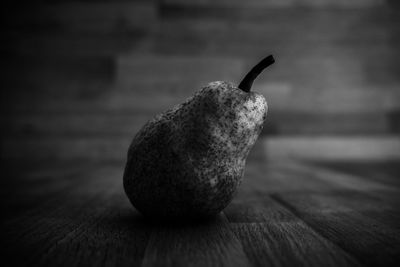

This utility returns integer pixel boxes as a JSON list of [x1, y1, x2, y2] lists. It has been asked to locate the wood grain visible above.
[[272, 193, 400, 267], [226, 198, 361, 267], [2, 157, 400, 266], [0, 161, 94, 217], [222, 156, 360, 267], [3, 166, 150, 267], [262, 161, 400, 267], [142, 214, 250, 267]]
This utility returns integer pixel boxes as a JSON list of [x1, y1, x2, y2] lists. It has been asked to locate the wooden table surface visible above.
[[2, 144, 400, 267]]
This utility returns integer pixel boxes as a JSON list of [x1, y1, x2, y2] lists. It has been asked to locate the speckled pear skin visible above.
[[123, 81, 268, 220]]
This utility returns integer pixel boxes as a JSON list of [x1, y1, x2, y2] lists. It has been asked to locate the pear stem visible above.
[[238, 55, 275, 93]]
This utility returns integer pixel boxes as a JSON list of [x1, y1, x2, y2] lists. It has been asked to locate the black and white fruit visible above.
[[123, 55, 275, 220]]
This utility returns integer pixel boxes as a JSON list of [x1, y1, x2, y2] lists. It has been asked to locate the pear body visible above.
[[123, 81, 267, 219]]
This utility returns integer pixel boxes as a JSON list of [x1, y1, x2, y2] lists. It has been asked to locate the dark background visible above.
[[1, 0, 400, 162], [1, 1, 400, 266]]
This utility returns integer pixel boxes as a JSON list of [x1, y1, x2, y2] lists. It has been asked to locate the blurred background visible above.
[[1, 0, 400, 165]]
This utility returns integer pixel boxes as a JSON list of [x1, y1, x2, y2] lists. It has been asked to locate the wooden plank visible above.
[[0, 161, 96, 218], [5, 33, 146, 57], [263, 136, 400, 160], [161, 0, 384, 8], [246, 158, 400, 266], [0, 91, 185, 114], [2, 54, 115, 90], [3, 166, 150, 267], [155, 9, 393, 46], [313, 160, 400, 187], [240, 155, 400, 227], [281, 86, 400, 113], [142, 214, 251, 267], [0, 113, 152, 137], [266, 112, 389, 135], [39, 195, 149, 267], [2, 166, 122, 225], [3, 54, 114, 76], [160, 4, 392, 21], [233, 159, 343, 196], [0, 136, 131, 161], [281, 164, 400, 228], [229, 220, 360, 267], [282, 162, 400, 230], [281, 162, 396, 193], [388, 110, 400, 133], [230, 223, 360, 267], [272, 192, 400, 266], [5, 2, 156, 34], [220, 152, 361, 266], [116, 54, 244, 91]]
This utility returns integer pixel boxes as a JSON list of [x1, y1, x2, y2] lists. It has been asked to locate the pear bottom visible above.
[[123, 155, 244, 221], [123, 124, 245, 220]]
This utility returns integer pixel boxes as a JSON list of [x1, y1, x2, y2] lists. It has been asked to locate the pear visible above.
[[123, 55, 275, 220]]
